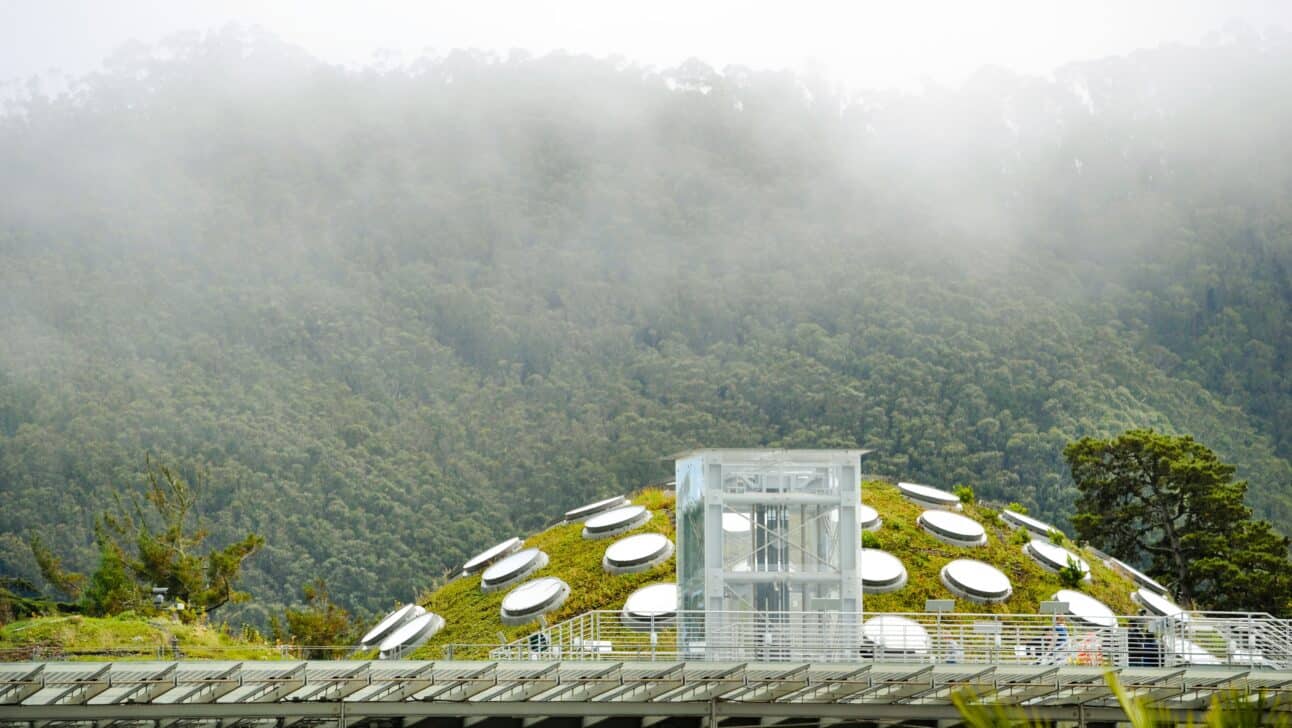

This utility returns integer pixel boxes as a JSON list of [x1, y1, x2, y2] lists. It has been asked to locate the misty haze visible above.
[[3, 8, 1292, 637]]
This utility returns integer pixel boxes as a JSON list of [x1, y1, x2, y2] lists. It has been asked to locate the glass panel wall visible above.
[[674, 449, 865, 659]]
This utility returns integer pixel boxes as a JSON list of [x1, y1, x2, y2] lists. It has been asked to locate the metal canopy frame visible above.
[[2, 660, 1290, 726]]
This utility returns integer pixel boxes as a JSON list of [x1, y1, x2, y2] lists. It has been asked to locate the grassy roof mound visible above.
[[414, 488, 676, 658], [860, 480, 1136, 614], [0, 614, 281, 660], [410, 481, 1138, 659]]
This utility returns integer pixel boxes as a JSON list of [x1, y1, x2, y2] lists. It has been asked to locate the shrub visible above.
[[1004, 502, 1029, 515], [1010, 528, 1031, 546], [952, 484, 975, 504], [1047, 528, 1066, 545], [1058, 556, 1086, 588], [861, 531, 881, 549]]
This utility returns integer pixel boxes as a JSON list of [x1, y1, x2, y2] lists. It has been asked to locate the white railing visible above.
[[487, 610, 1292, 669]]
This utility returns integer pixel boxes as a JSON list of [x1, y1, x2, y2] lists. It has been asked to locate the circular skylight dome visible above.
[[1106, 557, 1169, 595], [898, 482, 961, 510], [564, 496, 629, 522], [1024, 539, 1091, 580], [582, 505, 651, 539], [918, 510, 987, 546], [501, 577, 571, 626], [1053, 589, 1116, 628], [603, 533, 674, 575], [1000, 509, 1057, 537], [462, 537, 523, 575], [859, 505, 882, 532], [359, 603, 425, 647], [941, 559, 1012, 603], [862, 615, 930, 654], [621, 583, 678, 631], [859, 549, 908, 594], [378, 612, 445, 658], [1133, 588, 1184, 619], [481, 547, 549, 593], [722, 512, 752, 533]]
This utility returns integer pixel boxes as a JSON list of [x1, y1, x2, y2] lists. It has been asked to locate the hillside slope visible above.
[[2, 31, 1291, 621]]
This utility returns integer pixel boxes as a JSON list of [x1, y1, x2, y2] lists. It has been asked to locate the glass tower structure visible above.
[[675, 449, 867, 658]]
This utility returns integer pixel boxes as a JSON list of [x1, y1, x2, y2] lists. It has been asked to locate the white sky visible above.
[[2, 0, 1290, 91]]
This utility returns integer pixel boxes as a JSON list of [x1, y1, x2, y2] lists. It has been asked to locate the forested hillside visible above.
[[3, 27, 1291, 624]]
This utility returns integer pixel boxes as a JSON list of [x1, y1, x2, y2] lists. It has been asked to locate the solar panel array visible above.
[[6, 659, 1284, 726]]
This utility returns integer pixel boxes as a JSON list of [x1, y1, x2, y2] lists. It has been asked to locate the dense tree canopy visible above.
[[1066, 430, 1292, 615], [3, 27, 1292, 621]]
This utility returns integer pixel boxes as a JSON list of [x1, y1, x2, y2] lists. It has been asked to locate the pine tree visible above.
[[1065, 429, 1292, 616], [28, 458, 264, 618], [81, 536, 143, 617], [274, 579, 354, 658]]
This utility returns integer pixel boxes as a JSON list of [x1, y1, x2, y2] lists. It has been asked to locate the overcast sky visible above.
[[3, 0, 1291, 91]]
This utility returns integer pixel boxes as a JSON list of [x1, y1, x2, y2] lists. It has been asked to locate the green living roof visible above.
[[405, 480, 1137, 659]]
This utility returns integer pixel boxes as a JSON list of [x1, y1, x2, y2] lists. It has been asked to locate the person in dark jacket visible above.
[[1128, 615, 1164, 667]]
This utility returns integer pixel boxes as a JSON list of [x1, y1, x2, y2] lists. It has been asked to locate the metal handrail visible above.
[[490, 609, 1292, 669], [8, 611, 1290, 667]]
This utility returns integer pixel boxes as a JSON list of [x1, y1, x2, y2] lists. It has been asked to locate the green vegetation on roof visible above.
[[412, 488, 676, 658], [3, 480, 1141, 660], [407, 481, 1137, 657], [860, 480, 1136, 614], [0, 613, 282, 661]]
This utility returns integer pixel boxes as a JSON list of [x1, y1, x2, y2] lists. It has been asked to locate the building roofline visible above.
[[668, 448, 874, 460]]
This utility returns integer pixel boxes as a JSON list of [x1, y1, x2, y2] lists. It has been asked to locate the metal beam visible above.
[[100, 663, 179, 705], [0, 696, 1215, 723], [349, 664, 437, 704], [162, 662, 245, 706], [0, 664, 43, 705], [475, 664, 560, 703], [535, 663, 623, 704], [592, 664, 685, 704], [413, 663, 498, 702], [653, 665, 747, 703], [718, 665, 809, 703], [780, 667, 872, 704], [41, 663, 112, 706]]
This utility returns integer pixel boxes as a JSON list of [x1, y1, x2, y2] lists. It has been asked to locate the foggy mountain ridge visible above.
[[2, 27, 1292, 622]]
